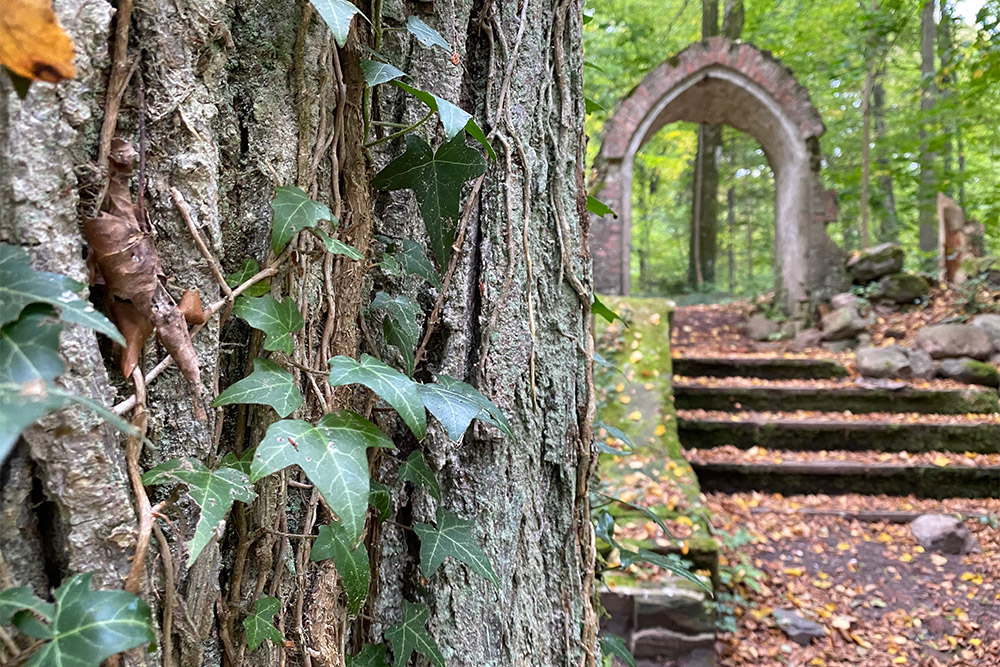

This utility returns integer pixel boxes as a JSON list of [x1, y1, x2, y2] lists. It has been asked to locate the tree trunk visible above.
[[937, 0, 954, 195], [872, 79, 900, 242], [727, 186, 736, 293], [918, 0, 938, 264], [859, 0, 877, 249], [0, 1, 596, 666]]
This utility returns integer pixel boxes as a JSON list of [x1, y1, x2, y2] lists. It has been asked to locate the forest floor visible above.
[[611, 294, 1000, 667]]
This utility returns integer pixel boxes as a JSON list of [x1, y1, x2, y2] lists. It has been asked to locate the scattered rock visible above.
[[914, 324, 994, 360], [790, 328, 823, 352], [906, 347, 937, 380], [781, 319, 805, 339], [678, 648, 716, 667], [830, 292, 861, 310], [747, 314, 781, 342], [773, 608, 826, 646], [972, 314, 1000, 352], [821, 307, 866, 341], [909, 514, 980, 555], [937, 357, 1000, 387], [855, 345, 911, 379], [846, 242, 904, 282], [822, 339, 855, 353], [870, 272, 930, 304]]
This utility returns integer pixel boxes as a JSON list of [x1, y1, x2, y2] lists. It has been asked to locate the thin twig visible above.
[[171, 188, 233, 299], [123, 370, 152, 595], [152, 521, 175, 667], [95, 0, 136, 209]]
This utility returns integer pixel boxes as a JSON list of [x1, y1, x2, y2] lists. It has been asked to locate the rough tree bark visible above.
[[917, 0, 938, 264], [0, 0, 596, 666]]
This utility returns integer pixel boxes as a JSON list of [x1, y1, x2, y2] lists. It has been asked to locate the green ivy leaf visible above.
[[385, 601, 445, 667], [361, 59, 406, 86], [586, 195, 617, 218], [311, 522, 370, 616], [413, 509, 498, 585], [226, 258, 270, 297], [328, 354, 426, 439], [397, 450, 440, 500], [142, 458, 256, 567], [372, 134, 486, 268], [0, 587, 54, 626], [369, 481, 392, 523], [405, 16, 451, 52], [311, 228, 364, 260], [270, 186, 335, 255], [309, 0, 368, 47], [232, 295, 305, 355], [10, 573, 154, 667], [592, 294, 627, 327], [594, 422, 634, 455], [595, 510, 618, 547], [585, 97, 606, 114], [0, 244, 124, 344], [599, 634, 636, 667], [392, 81, 470, 140], [212, 358, 303, 418], [391, 239, 442, 288], [601, 494, 672, 538], [619, 549, 713, 595], [219, 447, 255, 477], [243, 596, 285, 651], [370, 293, 420, 376], [422, 375, 513, 439], [252, 412, 393, 541], [347, 644, 390, 667]]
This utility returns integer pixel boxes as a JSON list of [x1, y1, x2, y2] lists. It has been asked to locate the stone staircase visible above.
[[674, 356, 1000, 498]]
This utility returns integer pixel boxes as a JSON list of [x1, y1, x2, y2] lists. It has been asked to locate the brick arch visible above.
[[591, 37, 846, 311]]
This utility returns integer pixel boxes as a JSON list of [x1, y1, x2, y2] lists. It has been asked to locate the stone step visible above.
[[677, 414, 1000, 454], [674, 381, 1000, 415], [690, 459, 1000, 498], [672, 356, 848, 380]]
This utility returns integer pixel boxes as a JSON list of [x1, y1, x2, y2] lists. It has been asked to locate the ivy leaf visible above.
[[619, 549, 713, 595], [370, 293, 420, 376], [397, 450, 440, 500], [599, 634, 636, 667], [311, 522, 370, 615], [595, 510, 618, 547], [252, 412, 393, 541], [232, 295, 305, 355], [415, 383, 483, 441], [586, 195, 617, 218], [592, 294, 627, 327], [219, 447, 255, 477], [393, 81, 470, 140], [413, 509, 498, 585], [361, 59, 406, 87], [0, 588, 54, 626], [311, 228, 364, 260], [13, 573, 154, 667], [372, 134, 486, 268], [309, 0, 368, 47], [584, 97, 606, 114], [385, 601, 445, 667], [347, 644, 390, 667], [594, 421, 634, 455], [243, 596, 285, 651], [392, 239, 442, 288], [601, 494, 672, 538], [369, 481, 392, 523], [142, 458, 256, 567], [429, 375, 513, 437], [270, 186, 335, 255], [213, 358, 303, 418], [226, 258, 270, 297], [328, 354, 426, 439], [405, 16, 451, 52], [0, 244, 124, 344]]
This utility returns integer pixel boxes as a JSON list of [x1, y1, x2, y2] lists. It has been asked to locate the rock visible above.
[[790, 328, 823, 352], [855, 345, 911, 379], [678, 648, 716, 667], [870, 272, 930, 304], [773, 608, 826, 646], [937, 357, 1000, 387], [906, 347, 937, 380], [781, 319, 805, 339], [822, 339, 855, 353], [830, 292, 861, 310], [821, 306, 866, 341], [847, 242, 904, 282], [909, 514, 980, 555], [915, 324, 994, 360], [972, 314, 1000, 352], [747, 314, 781, 341]]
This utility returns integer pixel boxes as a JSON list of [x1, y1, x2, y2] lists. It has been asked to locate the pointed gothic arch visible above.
[[590, 37, 847, 311]]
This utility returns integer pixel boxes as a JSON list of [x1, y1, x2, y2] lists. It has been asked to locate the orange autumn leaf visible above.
[[0, 0, 76, 82]]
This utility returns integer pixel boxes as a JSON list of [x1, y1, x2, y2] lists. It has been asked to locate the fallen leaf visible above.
[[179, 289, 206, 325], [0, 0, 77, 83]]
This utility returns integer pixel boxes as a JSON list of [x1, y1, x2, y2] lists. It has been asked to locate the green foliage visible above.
[[370, 292, 421, 376], [243, 596, 286, 651], [311, 228, 364, 260], [385, 601, 445, 667], [309, 0, 367, 47], [311, 522, 370, 615], [405, 16, 451, 53], [384, 238, 443, 288], [328, 354, 427, 439], [212, 358, 304, 418], [371, 134, 487, 268], [361, 59, 406, 87], [594, 421, 634, 455], [270, 185, 336, 254], [0, 574, 154, 666], [226, 258, 270, 297], [586, 195, 616, 218], [348, 644, 390, 667], [397, 450, 440, 500], [426, 374, 513, 437], [599, 633, 636, 667], [142, 457, 256, 566], [0, 244, 124, 344], [232, 295, 305, 356], [369, 480, 392, 523], [252, 411, 393, 542], [414, 509, 499, 586], [592, 294, 627, 327]]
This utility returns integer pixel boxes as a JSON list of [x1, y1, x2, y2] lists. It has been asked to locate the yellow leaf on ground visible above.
[[930, 554, 948, 566], [784, 567, 804, 577], [654, 424, 667, 436], [0, 0, 77, 82], [627, 410, 642, 421], [932, 454, 950, 467], [837, 542, 851, 551]]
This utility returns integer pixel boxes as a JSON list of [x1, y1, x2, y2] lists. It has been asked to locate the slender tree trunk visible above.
[[859, 0, 877, 249], [918, 0, 939, 264], [938, 0, 955, 195], [872, 79, 900, 242], [727, 186, 736, 293], [746, 188, 754, 285]]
